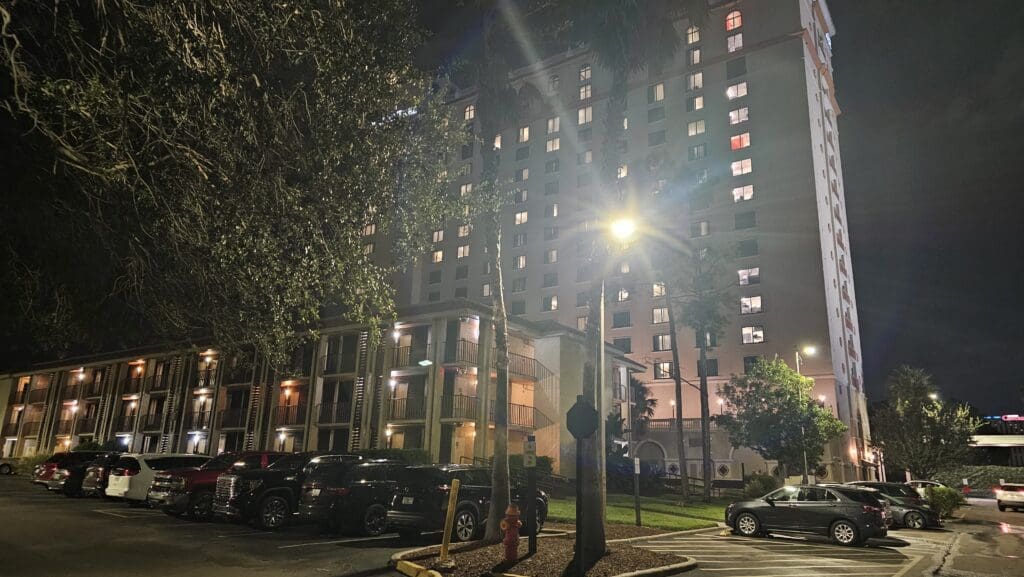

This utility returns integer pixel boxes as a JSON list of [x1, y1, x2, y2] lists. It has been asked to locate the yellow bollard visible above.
[[438, 478, 462, 569]]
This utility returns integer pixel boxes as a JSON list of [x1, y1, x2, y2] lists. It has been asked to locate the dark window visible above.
[[613, 338, 632, 353], [696, 332, 719, 348], [578, 174, 592, 187], [516, 146, 530, 161], [735, 211, 757, 229], [454, 287, 468, 298], [545, 159, 560, 173], [726, 57, 747, 79], [617, 140, 628, 153], [428, 270, 442, 285], [743, 355, 760, 373], [513, 232, 527, 247], [690, 191, 711, 211], [578, 127, 592, 142], [737, 239, 758, 257], [686, 96, 702, 112], [647, 107, 665, 123], [512, 277, 527, 293], [612, 311, 631, 328], [543, 273, 558, 288], [428, 291, 440, 302], [455, 265, 469, 280], [698, 359, 719, 377], [461, 142, 473, 160], [648, 130, 666, 146], [544, 226, 559, 240], [509, 301, 526, 315], [545, 181, 559, 195], [576, 292, 588, 307], [689, 143, 707, 160], [576, 266, 591, 282]]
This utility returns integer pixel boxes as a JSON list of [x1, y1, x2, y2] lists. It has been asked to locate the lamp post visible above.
[[794, 345, 816, 484]]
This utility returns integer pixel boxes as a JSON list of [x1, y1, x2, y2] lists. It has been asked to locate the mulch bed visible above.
[[404, 537, 684, 577], [545, 522, 667, 540]]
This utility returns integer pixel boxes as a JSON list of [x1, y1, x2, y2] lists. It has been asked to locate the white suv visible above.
[[106, 453, 209, 505], [996, 483, 1024, 512]]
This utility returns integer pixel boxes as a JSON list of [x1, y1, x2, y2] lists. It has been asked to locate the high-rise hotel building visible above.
[[400, 0, 875, 481]]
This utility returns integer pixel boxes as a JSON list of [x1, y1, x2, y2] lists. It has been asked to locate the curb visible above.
[[608, 524, 722, 544], [610, 558, 698, 577]]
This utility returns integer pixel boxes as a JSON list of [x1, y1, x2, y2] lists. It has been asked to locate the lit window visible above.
[[513, 232, 526, 247], [696, 169, 708, 184], [617, 165, 628, 179], [617, 288, 630, 302], [579, 83, 592, 100], [729, 107, 749, 125], [687, 120, 706, 136], [690, 220, 710, 237], [431, 250, 443, 263], [579, 64, 591, 81], [458, 224, 471, 237], [514, 211, 528, 225], [577, 316, 587, 331], [515, 167, 529, 181], [731, 158, 753, 176], [518, 126, 530, 143], [432, 230, 444, 243], [732, 184, 754, 202], [544, 248, 558, 264], [688, 47, 701, 65], [493, 134, 502, 149], [687, 72, 703, 91], [730, 132, 751, 150], [579, 150, 593, 164], [689, 143, 707, 160], [686, 25, 700, 44], [363, 243, 375, 255], [578, 106, 593, 125], [728, 33, 744, 53], [464, 104, 476, 120], [612, 311, 631, 328], [738, 267, 761, 285], [547, 116, 560, 134], [460, 183, 473, 197], [726, 81, 748, 100], [725, 10, 743, 31], [653, 334, 672, 351], [654, 362, 674, 379], [652, 307, 669, 324], [741, 296, 762, 314], [742, 325, 764, 344], [652, 282, 666, 297], [546, 137, 560, 152], [482, 283, 491, 297], [687, 95, 704, 111], [619, 261, 630, 274], [546, 203, 559, 218], [543, 295, 558, 312], [515, 188, 528, 203], [648, 82, 665, 103], [362, 224, 376, 236], [514, 255, 527, 270], [623, 116, 629, 130], [549, 75, 560, 92], [457, 245, 470, 259]]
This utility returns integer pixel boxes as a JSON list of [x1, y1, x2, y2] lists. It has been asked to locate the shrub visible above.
[[936, 465, 1024, 496], [744, 472, 779, 498], [509, 454, 554, 475], [926, 486, 965, 518], [73, 440, 103, 451], [15, 453, 54, 476]]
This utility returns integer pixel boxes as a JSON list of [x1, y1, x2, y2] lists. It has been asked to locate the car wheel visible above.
[[398, 529, 420, 542], [904, 511, 925, 530], [0, 464, 12, 475], [997, 502, 1006, 512], [734, 512, 761, 538], [831, 520, 861, 546], [453, 509, 478, 542], [256, 495, 290, 530], [362, 504, 388, 537], [163, 508, 183, 517], [188, 491, 215, 522]]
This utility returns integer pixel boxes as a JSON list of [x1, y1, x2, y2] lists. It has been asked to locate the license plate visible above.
[[402, 496, 414, 505], [309, 488, 320, 497]]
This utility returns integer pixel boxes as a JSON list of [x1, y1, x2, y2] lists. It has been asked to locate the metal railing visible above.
[[2, 422, 19, 436], [488, 401, 536, 428], [220, 366, 254, 386], [187, 411, 212, 430], [317, 402, 353, 424], [56, 420, 73, 434], [141, 413, 164, 430], [21, 421, 42, 436], [148, 374, 172, 391], [76, 417, 97, 433], [26, 389, 48, 403], [195, 368, 218, 389], [62, 385, 80, 400], [274, 404, 307, 426], [116, 414, 137, 432], [218, 408, 246, 428], [644, 418, 718, 432], [444, 340, 479, 364], [388, 397, 425, 420], [392, 346, 429, 368], [440, 395, 478, 420], [83, 382, 104, 397], [122, 377, 144, 394], [491, 350, 537, 379]]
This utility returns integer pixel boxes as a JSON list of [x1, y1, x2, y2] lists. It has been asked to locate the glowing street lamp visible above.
[[928, 393, 939, 401], [610, 218, 637, 241], [794, 345, 817, 484]]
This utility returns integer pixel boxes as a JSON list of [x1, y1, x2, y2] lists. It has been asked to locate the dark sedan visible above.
[[726, 484, 889, 546], [845, 482, 940, 529]]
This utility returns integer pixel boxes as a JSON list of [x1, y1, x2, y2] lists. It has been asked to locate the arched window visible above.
[[464, 104, 476, 121], [725, 10, 743, 31], [579, 64, 591, 82], [686, 25, 700, 44], [548, 74, 560, 93]]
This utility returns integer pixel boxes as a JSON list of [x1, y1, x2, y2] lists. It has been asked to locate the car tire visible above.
[[163, 508, 183, 517], [188, 491, 215, 522], [398, 529, 420, 542], [734, 512, 761, 538], [362, 504, 388, 537], [0, 464, 12, 475], [997, 502, 1006, 512], [255, 495, 290, 530], [830, 520, 862, 546], [904, 511, 926, 530], [453, 508, 478, 542]]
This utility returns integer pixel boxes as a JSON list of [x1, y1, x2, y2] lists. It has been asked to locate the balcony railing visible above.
[[56, 419, 74, 435], [187, 411, 212, 430], [148, 374, 171, 392], [122, 377, 144, 394], [441, 395, 478, 420], [847, 343, 859, 360], [2, 422, 20, 436], [218, 409, 245, 428], [488, 401, 537, 428], [220, 367, 254, 386], [491, 350, 537, 379], [77, 417, 97, 433], [389, 397, 425, 421], [274, 404, 307, 426], [83, 382, 104, 397], [11, 389, 26, 404], [645, 418, 718, 433], [26, 389, 48, 404], [317, 402, 353, 424], [141, 413, 164, 431], [392, 346, 429, 368], [62, 385, 80, 400], [195, 368, 218, 389], [116, 414, 137, 432], [324, 354, 358, 375], [444, 340, 479, 364], [22, 421, 42, 436]]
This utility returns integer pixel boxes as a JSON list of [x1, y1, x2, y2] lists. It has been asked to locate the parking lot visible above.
[[0, 475, 408, 577]]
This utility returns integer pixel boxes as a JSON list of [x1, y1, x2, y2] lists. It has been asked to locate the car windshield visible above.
[[835, 488, 882, 505], [884, 484, 921, 498], [147, 456, 209, 471], [268, 453, 311, 470], [307, 462, 354, 485], [1002, 484, 1024, 490], [201, 453, 239, 470]]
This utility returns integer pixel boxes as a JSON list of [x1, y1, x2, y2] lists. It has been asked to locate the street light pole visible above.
[[795, 349, 812, 485]]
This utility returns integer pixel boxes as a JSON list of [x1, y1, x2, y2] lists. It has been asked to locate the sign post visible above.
[[438, 478, 462, 571], [524, 434, 538, 555], [633, 457, 641, 527], [567, 394, 599, 577]]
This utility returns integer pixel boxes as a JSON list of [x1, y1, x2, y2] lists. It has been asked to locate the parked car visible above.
[[726, 484, 889, 546], [32, 452, 104, 489], [907, 479, 947, 499], [0, 457, 19, 475], [995, 482, 1024, 512], [845, 481, 940, 529], [387, 464, 549, 543], [213, 452, 360, 530], [106, 454, 210, 505], [48, 452, 121, 497], [147, 451, 285, 520], [81, 453, 125, 497], [298, 459, 406, 535]]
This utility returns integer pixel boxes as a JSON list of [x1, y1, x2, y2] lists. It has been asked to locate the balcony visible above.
[[440, 395, 478, 420], [141, 413, 164, 431], [317, 402, 353, 425], [841, 287, 851, 303], [116, 414, 137, 432], [505, 351, 538, 379], [274, 404, 307, 426], [2, 422, 19, 436], [195, 368, 218, 389], [324, 354, 358, 375], [148, 374, 171, 392], [392, 346, 429, 368], [444, 340, 479, 365], [62, 385, 80, 400], [847, 343, 859, 361], [845, 315, 855, 332], [187, 411, 212, 430], [122, 377, 144, 394], [220, 366, 254, 386], [83, 382, 104, 397], [488, 401, 537, 429], [218, 408, 246, 428], [389, 397, 425, 421], [645, 418, 718, 433], [77, 417, 97, 433], [22, 421, 42, 436], [56, 419, 74, 435], [26, 388, 48, 404], [11, 389, 26, 404]]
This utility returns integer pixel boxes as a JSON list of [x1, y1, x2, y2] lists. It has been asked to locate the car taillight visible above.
[[114, 468, 139, 476], [863, 505, 882, 514]]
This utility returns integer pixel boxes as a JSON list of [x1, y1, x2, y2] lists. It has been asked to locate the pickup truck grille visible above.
[[216, 474, 239, 503]]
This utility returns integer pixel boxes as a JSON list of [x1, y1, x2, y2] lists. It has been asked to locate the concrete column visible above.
[[474, 318, 493, 461]]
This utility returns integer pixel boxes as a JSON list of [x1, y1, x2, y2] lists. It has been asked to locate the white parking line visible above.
[[277, 534, 397, 549], [92, 508, 163, 518], [216, 530, 269, 538]]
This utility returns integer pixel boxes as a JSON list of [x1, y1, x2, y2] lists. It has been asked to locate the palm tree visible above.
[[628, 375, 657, 437]]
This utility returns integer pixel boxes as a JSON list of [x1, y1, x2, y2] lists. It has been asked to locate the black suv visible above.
[[726, 484, 889, 546], [81, 453, 123, 497], [845, 482, 940, 529], [298, 459, 406, 535], [212, 452, 360, 530], [387, 464, 548, 542], [41, 452, 107, 495]]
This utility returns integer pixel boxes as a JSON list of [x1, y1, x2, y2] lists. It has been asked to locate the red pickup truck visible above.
[[147, 451, 285, 521]]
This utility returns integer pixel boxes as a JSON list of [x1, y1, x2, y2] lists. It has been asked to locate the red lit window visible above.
[[730, 133, 751, 150], [726, 10, 743, 31]]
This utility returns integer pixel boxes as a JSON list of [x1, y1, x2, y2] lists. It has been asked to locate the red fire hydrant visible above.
[[500, 503, 522, 562]]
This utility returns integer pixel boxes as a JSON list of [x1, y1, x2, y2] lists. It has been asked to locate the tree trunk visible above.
[[581, 273, 607, 560], [665, 284, 690, 500], [483, 209, 510, 542], [698, 332, 713, 502]]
